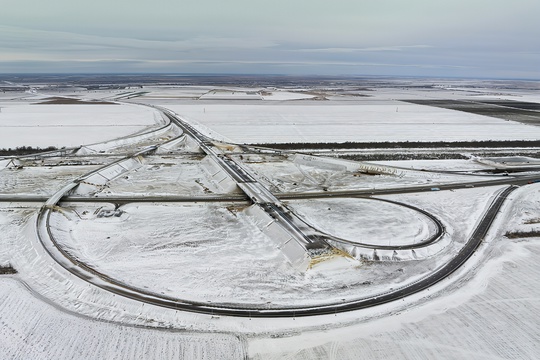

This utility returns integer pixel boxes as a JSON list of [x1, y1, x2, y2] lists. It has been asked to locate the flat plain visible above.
[[1, 75, 539, 359]]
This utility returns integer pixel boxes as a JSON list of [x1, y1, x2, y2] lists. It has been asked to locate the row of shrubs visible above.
[[251, 140, 540, 150], [0, 146, 58, 156]]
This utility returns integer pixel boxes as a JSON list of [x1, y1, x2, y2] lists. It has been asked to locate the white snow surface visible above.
[[286, 198, 438, 247], [250, 184, 540, 359], [373, 159, 492, 172], [139, 86, 213, 99], [1, 185, 538, 358], [0, 103, 161, 148], [0, 278, 246, 359], [1, 83, 540, 358], [250, 242, 540, 359], [241, 154, 496, 193], [260, 90, 316, 101], [137, 86, 316, 101], [95, 155, 216, 197], [46, 186, 498, 308], [54, 202, 377, 307], [199, 90, 262, 100], [161, 102, 540, 144], [0, 165, 97, 195]]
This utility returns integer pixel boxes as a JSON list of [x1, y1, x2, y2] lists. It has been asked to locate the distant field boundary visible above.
[[0, 146, 58, 156], [250, 140, 540, 150]]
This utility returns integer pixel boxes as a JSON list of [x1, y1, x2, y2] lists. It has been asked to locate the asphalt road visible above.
[[277, 174, 539, 199], [1, 172, 537, 205]]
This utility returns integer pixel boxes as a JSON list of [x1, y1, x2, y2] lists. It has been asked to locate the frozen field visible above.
[[251, 241, 540, 359], [0, 278, 246, 359], [137, 86, 317, 101], [287, 198, 438, 247], [250, 184, 540, 359], [1, 184, 538, 358], [1, 78, 539, 359], [0, 103, 162, 148], [373, 159, 493, 172], [96, 155, 227, 197], [240, 154, 495, 193], [43, 185, 497, 308], [161, 101, 540, 144], [0, 165, 98, 195]]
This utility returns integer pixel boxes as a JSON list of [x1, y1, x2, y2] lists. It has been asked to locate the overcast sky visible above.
[[1, 0, 539, 78]]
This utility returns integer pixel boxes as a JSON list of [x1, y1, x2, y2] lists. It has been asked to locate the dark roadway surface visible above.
[[1, 172, 538, 204]]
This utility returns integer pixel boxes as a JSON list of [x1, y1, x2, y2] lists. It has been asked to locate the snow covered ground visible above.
[[286, 198, 438, 247], [240, 154, 497, 193], [160, 100, 540, 144], [4, 82, 539, 149], [124, 81, 540, 145], [0, 165, 97, 195], [137, 86, 317, 101], [373, 159, 493, 172], [251, 243, 540, 359], [0, 102, 162, 148], [135, 86, 212, 99], [40, 185, 498, 309], [250, 184, 540, 359], [1, 183, 538, 358], [0, 206, 35, 266], [199, 90, 262, 100], [260, 90, 316, 101], [1, 81, 539, 359], [95, 155, 230, 197], [0, 278, 246, 359]]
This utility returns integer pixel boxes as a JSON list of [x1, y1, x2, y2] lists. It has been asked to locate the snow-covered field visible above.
[[95, 155, 226, 197], [40, 185, 497, 308], [136, 86, 212, 99], [287, 198, 438, 247], [1, 183, 538, 358], [0, 102, 161, 148], [48, 202, 402, 307], [373, 159, 493, 172], [240, 154, 496, 193], [0, 165, 97, 195], [251, 243, 540, 359], [0, 206, 35, 266], [4, 82, 539, 149], [160, 100, 540, 144], [250, 184, 540, 359], [127, 81, 540, 145], [0, 278, 246, 359], [199, 90, 262, 100], [1, 81, 540, 359], [137, 86, 317, 101]]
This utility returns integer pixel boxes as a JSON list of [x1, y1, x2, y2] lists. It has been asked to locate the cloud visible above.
[[0, 58, 471, 70], [295, 45, 432, 53], [0, 0, 539, 80], [0, 25, 278, 56]]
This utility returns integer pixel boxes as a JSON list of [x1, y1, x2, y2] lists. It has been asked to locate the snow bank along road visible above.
[[9, 104, 534, 317]]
